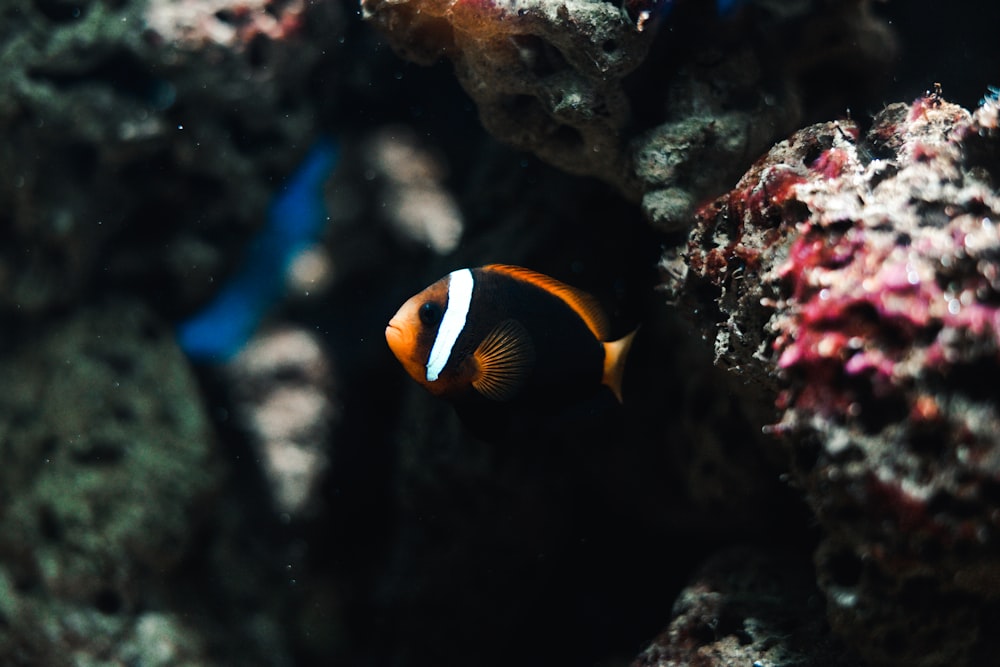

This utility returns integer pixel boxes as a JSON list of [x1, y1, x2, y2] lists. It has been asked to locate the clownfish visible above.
[[385, 265, 636, 433]]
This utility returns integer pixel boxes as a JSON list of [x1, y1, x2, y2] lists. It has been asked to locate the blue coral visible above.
[[177, 137, 339, 362]]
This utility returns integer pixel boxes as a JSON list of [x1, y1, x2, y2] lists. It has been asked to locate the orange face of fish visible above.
[[385, 276, 452, 395]]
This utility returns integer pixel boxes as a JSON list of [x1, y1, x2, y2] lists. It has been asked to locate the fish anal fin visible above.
[[602, 328, 637, 403], [483, 264, 611, 341], [472, 319, 535, 402]]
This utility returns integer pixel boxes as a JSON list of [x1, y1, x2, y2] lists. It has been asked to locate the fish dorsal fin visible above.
[[483, 264, 611, 341], [602, 328, 637, 403], [472, 319, 535, 402]]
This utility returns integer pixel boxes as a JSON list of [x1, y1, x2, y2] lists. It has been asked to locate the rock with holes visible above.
[[633, 547, 860, 667], [0, 0, 344, 321], [661, 91, 1000, 666], [361, 0, 896, 227], [0, 300, 223, 662], [361, 0, 656, 193]]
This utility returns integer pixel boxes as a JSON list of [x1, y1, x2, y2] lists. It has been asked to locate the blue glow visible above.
[[177, 136, 339, 362], [716, 0, 746, 15]]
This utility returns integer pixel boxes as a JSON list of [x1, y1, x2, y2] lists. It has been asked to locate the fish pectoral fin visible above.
[[602, 328, 638, 404], [471, 319, 535, 402]]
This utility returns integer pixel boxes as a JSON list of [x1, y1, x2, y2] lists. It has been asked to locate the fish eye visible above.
[[419, 302, 442, 326]]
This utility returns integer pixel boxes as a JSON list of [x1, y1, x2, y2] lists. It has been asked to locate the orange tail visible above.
[[601, 328, 637, 403]]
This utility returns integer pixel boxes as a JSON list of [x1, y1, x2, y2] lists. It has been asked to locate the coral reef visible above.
[[3, 0, 1000, 663], [361, 0, 657, 189], [0, 0, 348, 661], [0, 0, 342, 320], [662, 91, 1000, 665], [634, 547, 859, 667], [362, 0, 896, 226], [0, 300, 221, 663]]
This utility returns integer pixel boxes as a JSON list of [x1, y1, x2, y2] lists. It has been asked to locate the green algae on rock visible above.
[[0, 301, 220, 663], [0, 0, 343, 319]]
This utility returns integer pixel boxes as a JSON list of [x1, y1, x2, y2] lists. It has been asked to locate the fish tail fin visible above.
[[601, 328, 638, 404]]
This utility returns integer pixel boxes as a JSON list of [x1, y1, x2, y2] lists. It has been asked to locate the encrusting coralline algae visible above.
[[662, 90, 1000, 665]]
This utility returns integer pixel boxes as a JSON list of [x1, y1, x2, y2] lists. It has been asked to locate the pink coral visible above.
[[663, 92, 1000, 666], [145, 0, 306, 50]]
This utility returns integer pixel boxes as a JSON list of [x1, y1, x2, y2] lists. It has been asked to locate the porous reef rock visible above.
[[661, 91, 1000, 666], [0, 300, 222, 664], [362, 0, 655, 190], [0, 0, 343, 321], [362, 0, 896, 227], [633, 547, 859, 667]]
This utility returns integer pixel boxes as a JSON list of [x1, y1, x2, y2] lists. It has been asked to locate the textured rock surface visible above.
[[634, 547, 860, 667], [0, 300, 221, 663], [361, 0, 658, 191], [0, 0, 343, 320], [362, 0, 896, 226], [662, 92, 1000, 666]]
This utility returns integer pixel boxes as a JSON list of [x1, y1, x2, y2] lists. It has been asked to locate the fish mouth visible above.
[[385, 320, 403, 347], [385, 320, 411, 369]]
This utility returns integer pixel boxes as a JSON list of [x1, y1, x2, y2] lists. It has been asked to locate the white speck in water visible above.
[[177, 124, 184, 130], [833, 588, 858, 607]]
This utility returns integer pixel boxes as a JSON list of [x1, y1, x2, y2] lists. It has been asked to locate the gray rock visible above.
[[0, 300, 220, 661]]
